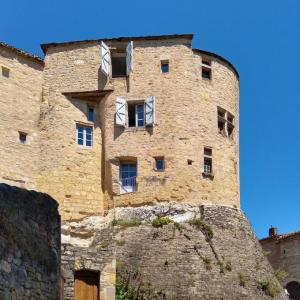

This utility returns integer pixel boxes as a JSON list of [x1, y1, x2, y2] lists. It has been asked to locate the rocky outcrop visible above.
[[61, 202, 288, 299]]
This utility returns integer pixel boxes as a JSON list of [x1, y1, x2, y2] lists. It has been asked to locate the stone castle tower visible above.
[[0, 36, 288, 300]]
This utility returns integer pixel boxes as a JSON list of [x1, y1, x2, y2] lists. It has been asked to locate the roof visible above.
[[260, 230, 300, 242], [41, 34, 194, 53], [0, 41, 44, 64], [192, 48, 239, 79]]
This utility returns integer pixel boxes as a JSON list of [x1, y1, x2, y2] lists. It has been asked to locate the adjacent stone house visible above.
[[260, 227, 300, 299]]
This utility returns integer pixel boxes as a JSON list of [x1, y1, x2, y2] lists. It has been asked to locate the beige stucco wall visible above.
[[0, 47, 43, 189], [37, 37, 239, 220]]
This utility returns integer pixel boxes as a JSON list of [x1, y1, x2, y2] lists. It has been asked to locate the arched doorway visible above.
[[286, 281, 300, 300], [74, 270, 99, 300]]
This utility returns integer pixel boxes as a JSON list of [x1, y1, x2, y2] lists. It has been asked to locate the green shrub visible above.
[[274, 268, 288, 281], [188, 218, 213, 240], [116, 282, 134, 300], [112, 218, 141, 228], [258, 277, 282, 297], [151, 216, 173, 228], [238, 273, 248, 287]]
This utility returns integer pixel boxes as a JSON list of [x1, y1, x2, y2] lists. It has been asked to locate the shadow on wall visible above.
[[0, 184, 61, 300]]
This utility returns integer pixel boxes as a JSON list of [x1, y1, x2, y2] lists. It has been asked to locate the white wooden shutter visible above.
[[126, 41, 133, 76], [101, 41, 111, 77], [116, 97, 127, 127], [145, 96, 155, 126]]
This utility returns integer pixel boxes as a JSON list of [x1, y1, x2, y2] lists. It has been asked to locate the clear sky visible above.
[[1, 0, 299, 238]]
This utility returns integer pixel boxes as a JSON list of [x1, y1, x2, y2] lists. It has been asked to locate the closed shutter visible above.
[[101, 41, 111, 76], [145, 96, 155, 126], [116, 97, 127, 127], [126, 41, 133, 76]]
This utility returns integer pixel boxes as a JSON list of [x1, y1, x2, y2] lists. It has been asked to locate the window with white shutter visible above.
[[145, 96, 155, 126], [115, 96, 155, 128], [115, 97, 127, 127], [101, 41, 111, 77]]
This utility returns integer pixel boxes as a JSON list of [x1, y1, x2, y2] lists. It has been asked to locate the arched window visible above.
[[74, 270, 99, 300], [286, 281, 300, 300]]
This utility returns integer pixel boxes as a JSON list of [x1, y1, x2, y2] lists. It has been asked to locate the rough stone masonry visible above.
[[0, 34, 288, 300], [0, 184, 61, 300]]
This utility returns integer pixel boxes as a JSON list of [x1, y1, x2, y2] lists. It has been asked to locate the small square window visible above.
[[88, 106, 94, 122], [19, 132, 27, 144], [155, 157, 165, 171], [76, 124, 93, 147], [2, 66, 10, 78], [161, 61, 169, 73], [202, 67, 211, 80]]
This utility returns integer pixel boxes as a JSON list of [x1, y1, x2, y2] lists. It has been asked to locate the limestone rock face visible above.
[[113, 204, 288, 300]]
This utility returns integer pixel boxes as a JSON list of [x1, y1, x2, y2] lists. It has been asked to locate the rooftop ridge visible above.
[[40, 33, 194, 53], [0, 41, 44, 64]]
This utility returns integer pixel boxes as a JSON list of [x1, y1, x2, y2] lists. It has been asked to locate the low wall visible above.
[[0, 184, 61, 300]]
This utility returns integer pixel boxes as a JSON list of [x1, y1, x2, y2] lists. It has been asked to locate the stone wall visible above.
[[260, 232, 300, 291], [0, 184, 61, 300], [0, 45, 43, 190]]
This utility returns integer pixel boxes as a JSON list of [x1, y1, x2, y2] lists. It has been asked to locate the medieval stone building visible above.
[[0, 34, 288, 300], [261, 227, 300, 299]]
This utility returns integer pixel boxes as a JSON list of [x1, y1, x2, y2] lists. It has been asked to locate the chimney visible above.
[[269, 226, 278, 237]]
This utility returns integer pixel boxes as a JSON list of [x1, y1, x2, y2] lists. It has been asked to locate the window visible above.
[[76, 124, 93, 147], [128, 103, 144, 127], [203, 147, 213, 177], [87, 106, 94, 122], [1, 66, 10, 78], [217, 107, 235, 137], [111, 52, 127, 77], [161, 61, 169, 73], [155, 157, 165, 171], [116, 96, 155, 128], [120, 162, 137, 193], [202, 58, 212, 80], [19, 132, 27, 144]]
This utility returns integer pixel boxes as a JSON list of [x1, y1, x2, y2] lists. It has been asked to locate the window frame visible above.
[[87, 106, 95, 122], [201, 58, 212, 80], [111, 51, 127, 78], [127, 101, 145, 128], [154, 157, 165, 172], [203, 147, 213, 178], [217, 107, 235, 138], [19, 131, 27, 144], [76, 124, 93, 148], [161, 60, 169, 73]]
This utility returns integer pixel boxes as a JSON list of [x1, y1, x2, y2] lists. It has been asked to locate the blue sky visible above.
[[2, 0, 299, 238]]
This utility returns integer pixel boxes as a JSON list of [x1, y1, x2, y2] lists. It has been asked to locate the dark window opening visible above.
[[128, 102, 144, 127], [218, 120, 225, 133], [155, 157, 165, 171], [19, 132, 27, 144], [161, 61, 169, 73], [202, 59, 211, 66], [88, 106, 94, 122], [187, 159, 193, 165], [204, 157, 212, 175], [218, 107, 234, 137], [112, 53, 127, 77], [203, 147, 213, 176], [202, 67, 211, 80], [2, 66, 10, 78]]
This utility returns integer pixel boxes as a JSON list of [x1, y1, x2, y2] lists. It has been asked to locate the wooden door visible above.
[[74, 270, 99, 300]]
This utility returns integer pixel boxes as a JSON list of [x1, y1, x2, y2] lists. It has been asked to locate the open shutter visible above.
[[101, 41, 111, 77], [126, 41, 133, 76], [145, 96, 155, 126], [116, 97, 127, 127]]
